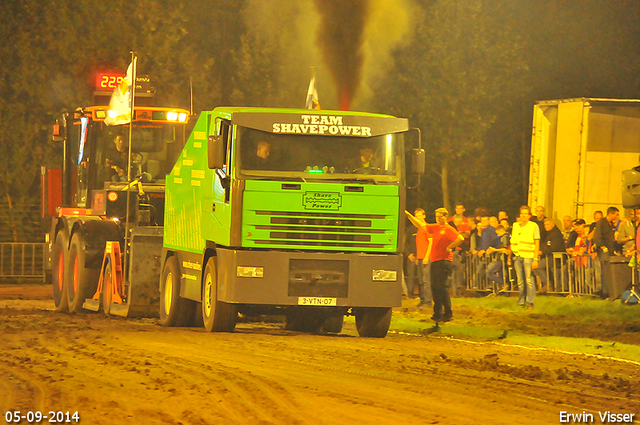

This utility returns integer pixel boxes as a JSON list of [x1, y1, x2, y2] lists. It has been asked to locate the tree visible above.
[[374, 0, 530, 214], [0, 0, 198, 240]]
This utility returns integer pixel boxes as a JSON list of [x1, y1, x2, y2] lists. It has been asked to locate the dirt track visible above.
[[1, 287, 640, 424]]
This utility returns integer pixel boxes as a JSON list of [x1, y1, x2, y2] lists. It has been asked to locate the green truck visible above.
[[47, 105, 422, 338], [160, 107, 422, 337]]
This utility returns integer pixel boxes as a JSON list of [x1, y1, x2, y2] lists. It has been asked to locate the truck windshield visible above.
[[237, 126, 402, 181], [91, 121, 186, 184]]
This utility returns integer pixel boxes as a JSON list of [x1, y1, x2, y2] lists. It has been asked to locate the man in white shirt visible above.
[[510, 206, 540, 308]]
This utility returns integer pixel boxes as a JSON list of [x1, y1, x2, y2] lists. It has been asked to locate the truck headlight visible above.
[[372, 270, 397, 281], [237, 266, 264, 278]]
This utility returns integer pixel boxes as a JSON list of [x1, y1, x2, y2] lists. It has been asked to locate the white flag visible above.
[[305, 68, 321, 110], [105, 58, 136, 126]]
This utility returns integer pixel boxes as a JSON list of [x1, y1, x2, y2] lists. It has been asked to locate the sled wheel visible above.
[[285, 307, 322, 333], [355, 307, 392, 338], [202, 257, 237, 332], [322, 314, 344, 333]]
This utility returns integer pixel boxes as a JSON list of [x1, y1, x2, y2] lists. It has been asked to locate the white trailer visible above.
[[529, 98, 640, 222]]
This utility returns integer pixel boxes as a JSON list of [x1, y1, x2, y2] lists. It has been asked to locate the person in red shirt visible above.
[[405, 208, 433, 306], [406, 208, 464, 322]]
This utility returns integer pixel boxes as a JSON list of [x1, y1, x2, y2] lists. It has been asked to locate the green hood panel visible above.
[[241, 180, 399, 252]]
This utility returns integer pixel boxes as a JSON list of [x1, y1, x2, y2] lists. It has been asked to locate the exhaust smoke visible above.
[[313, 0, 371, 111]]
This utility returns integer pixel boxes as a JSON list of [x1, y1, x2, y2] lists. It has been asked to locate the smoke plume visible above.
[[313, 0, 371, 111]]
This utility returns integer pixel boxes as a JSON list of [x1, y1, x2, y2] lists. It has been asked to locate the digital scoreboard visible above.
[[95, 72, 124, 90], [94, 72, 154, 98]]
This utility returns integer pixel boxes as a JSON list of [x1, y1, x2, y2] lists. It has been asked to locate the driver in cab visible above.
[[245, 140, 274, 170], [104, 134, 130, 182], [349, 146, 380, 173]]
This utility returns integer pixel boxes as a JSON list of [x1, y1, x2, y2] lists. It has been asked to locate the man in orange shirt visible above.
[[406, 208, 464, 322], [406, 208, 433, 307]]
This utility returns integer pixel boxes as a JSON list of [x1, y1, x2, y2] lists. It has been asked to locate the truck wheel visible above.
[[52, 233, 69, 312], [322, 315, 344, 333], [67, 233, 100, 313], [202, 257, 237, 332], [355, 307, 392, 338], [159, 256, 190, 327]]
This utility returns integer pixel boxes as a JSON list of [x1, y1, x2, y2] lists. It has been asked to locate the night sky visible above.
[[2, 0, 640, 237]]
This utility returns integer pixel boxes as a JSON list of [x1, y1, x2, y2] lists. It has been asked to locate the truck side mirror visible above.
[[411, 148, 425, 175], [52, 117, 66, 142], [207, 135, 225, 169]]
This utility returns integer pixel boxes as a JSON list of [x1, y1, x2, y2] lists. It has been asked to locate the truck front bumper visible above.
[[216, 248, 402, 308]]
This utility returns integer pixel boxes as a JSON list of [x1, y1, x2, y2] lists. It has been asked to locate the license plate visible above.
[[298, 297, 337, 306]]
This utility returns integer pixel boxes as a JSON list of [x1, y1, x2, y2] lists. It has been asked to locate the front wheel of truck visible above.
[[355, 307, 392, 338], [202, 257, 237, 332], [159, 256, 190, 327]]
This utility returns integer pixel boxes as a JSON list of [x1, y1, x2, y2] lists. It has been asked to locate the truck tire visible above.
[[52, 233, 69, 312], [202, 257, 237, 332], [355, 307, 392, 338], [67, 233, 100, 313], [159, 256, 191, 327]]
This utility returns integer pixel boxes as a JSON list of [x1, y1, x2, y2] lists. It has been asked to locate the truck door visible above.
[[66, 116, 89, 208], [209, 118, 233, 239], [76, 117, 90, 207]]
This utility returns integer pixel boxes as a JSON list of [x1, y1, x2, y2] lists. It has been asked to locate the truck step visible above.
[[83, 298, 100, 312]]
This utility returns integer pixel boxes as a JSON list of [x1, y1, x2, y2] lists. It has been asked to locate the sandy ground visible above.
[[1, 284, 639, 424]]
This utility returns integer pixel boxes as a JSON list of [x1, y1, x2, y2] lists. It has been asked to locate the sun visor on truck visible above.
[[231, 112, 409, 137]]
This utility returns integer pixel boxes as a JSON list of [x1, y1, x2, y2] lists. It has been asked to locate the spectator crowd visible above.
[[404, 203, 637, 318]]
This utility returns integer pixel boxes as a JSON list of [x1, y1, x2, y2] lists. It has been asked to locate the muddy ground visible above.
[[1, 284, 639, 425]]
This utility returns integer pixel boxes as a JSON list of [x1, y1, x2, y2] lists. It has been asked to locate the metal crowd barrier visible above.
[[463, 252, 514, 295], [545, 252, 597, 296], [463, 251, 601, 297], [0, 242, 47, 282]]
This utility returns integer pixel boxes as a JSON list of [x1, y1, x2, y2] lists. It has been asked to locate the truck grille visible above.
[[250, 210, 389, 249]]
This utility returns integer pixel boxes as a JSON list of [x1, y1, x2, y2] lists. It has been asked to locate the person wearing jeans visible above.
[[593, 206, 620, 299], [510, 206, 540, 308], [513, 256, 535, 305]]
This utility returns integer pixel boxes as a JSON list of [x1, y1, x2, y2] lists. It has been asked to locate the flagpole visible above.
[[127, 52, 137, 181], [124, 51, 137, 293]]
